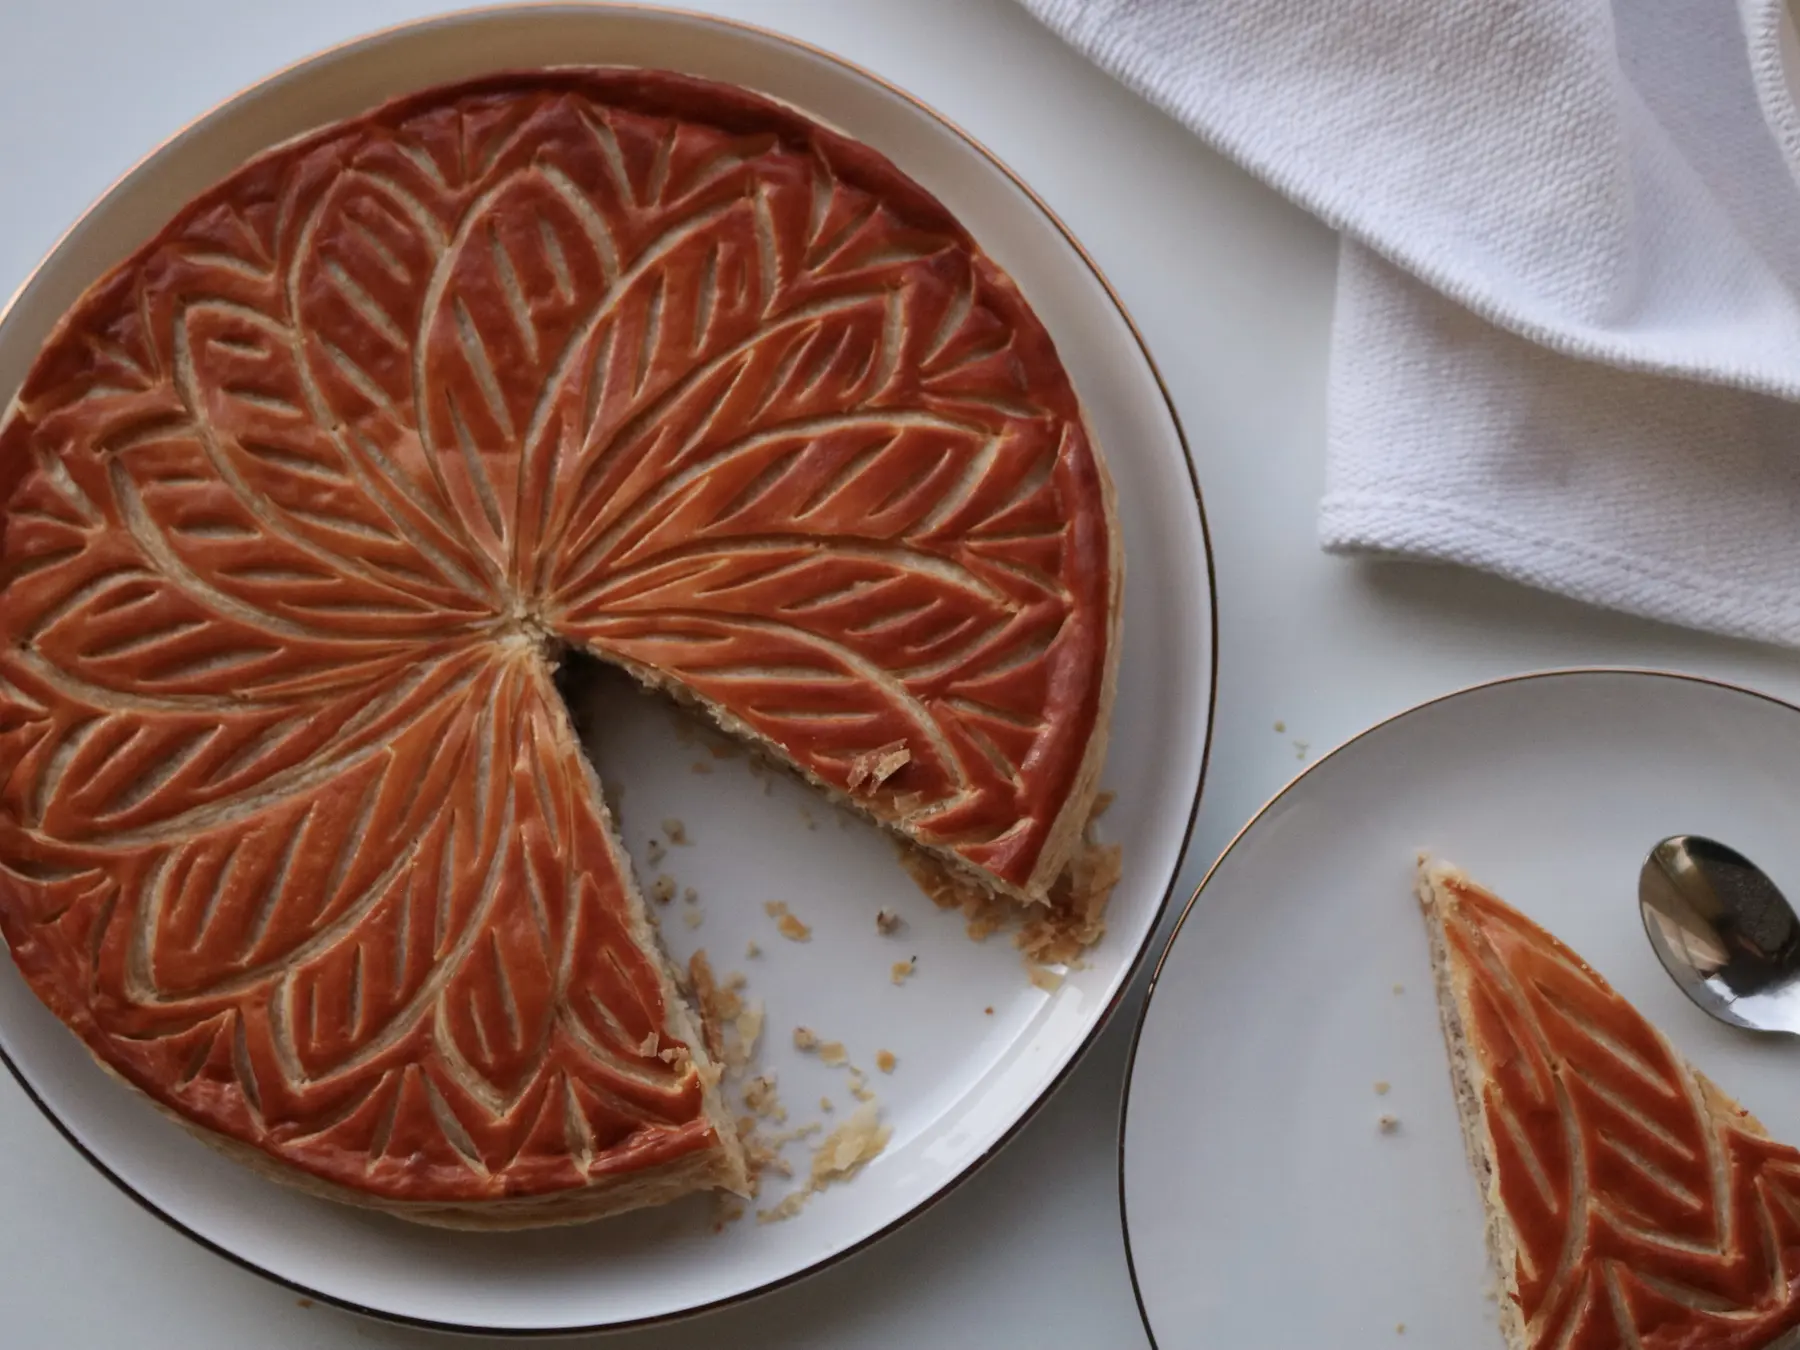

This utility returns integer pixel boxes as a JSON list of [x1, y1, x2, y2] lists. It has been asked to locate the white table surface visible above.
[[3, 2, 1799, 1346]]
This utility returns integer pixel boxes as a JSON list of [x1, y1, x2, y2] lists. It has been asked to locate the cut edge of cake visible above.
[[1415, 857, 1532, 1350], [589, 611, 1121, 910], [524, 679, 752, 1229]]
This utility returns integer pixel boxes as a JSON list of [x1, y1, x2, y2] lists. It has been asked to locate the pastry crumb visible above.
[[650, 873, 676, 904], [742, 1074, 780, 1117], [1293, 739, 1310, 760], [756, 1191, 810, 1224], [848, 1069, 875, 1103], [741, 1140, 789, 1192], [1393, 982, 1405, 994], [745, 941, 761, 958], [906, 854, 1008, 944], [984, 1005, 994, 1015], [812, 1102, 889, 1181], [891, 958, 916, 985], [744, 1131, 793, 1181], [1273, 720, 1286, 733], [792, 1026, 818, 1051], [820, 1096, 833, 1112], [875, 1049, 896, 1073], [296, 1298, 314, 1309], [900, 793, 1120, 971], [646, 838, 666, 865], [756, 1105, 889, 1224], [683, 886, 698, 904], [1025, 960, 1064, 993], [798, 807, 817, 830], [875, 909, 903, 936], [686, 952, 725, 1061], [1026, 829, 1121, 964], [818, 1041, 848, 1066], [663, 817, 689, 845], [846, 740, 911, 793], [1379, 1115, 1400, 1134], [1396, 1324, 1406, 1335], [733, 1002, 764, 1069], [683, 908, 703, 929], [1374, 1081, 1391, 1095], [764, 900, 811, 942]]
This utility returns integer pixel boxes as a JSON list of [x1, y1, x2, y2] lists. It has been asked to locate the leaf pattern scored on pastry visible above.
[[0, 72, 1114, 1206], [1440, 875, 1800, 1350]]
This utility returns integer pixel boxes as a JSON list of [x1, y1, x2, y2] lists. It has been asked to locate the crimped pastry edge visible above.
[[593, 639, 1114, 909]]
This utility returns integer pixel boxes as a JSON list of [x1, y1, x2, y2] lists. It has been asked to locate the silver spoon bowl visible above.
[[1640, 835, 1800, 1036]]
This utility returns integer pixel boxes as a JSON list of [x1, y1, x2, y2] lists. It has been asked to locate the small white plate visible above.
[[0, 4, 1214, 1335], [1123, 669, 1800, 1349]]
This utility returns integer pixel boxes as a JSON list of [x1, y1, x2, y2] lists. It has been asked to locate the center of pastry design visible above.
[[0, 73, 1114, 1209]]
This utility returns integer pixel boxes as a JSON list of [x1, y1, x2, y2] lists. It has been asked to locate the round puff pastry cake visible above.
[[0, 69, 1119, 1225]]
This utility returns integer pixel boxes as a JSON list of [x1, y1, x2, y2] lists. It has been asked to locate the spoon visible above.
[[1639, 836, 1800, 1036]]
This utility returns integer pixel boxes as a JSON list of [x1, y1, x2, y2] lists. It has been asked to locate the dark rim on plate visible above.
[[1117, 666, 1800, 1349], [0, 3, 1220, 1336]]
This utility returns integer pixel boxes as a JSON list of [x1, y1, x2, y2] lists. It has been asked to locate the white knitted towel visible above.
[[1021, 0, 1800, 646]]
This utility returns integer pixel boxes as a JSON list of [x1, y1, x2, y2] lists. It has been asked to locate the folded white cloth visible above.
[[1020, 0, 1800, 646]]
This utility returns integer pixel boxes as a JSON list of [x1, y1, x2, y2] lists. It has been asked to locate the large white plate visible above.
[[1122, 669, 1800, 1348], [0, 3, 1214, 1335]]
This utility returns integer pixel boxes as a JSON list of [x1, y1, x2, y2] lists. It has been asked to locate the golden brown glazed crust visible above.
[[0, 69, 1115, 1214], [1428, 868, 1800, 1350]]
